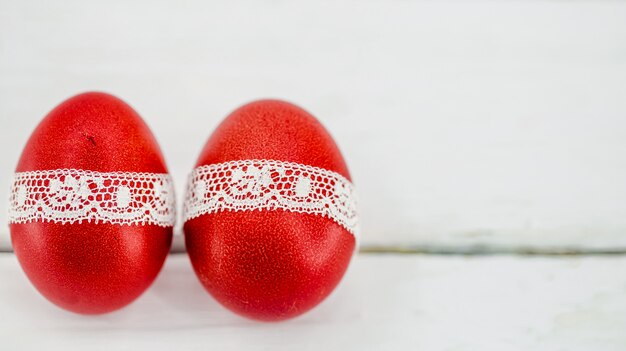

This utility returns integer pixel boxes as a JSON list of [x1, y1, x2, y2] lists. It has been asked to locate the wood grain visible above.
[[1, 253, 624, 350]]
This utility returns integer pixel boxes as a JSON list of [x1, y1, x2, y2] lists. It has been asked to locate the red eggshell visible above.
[[184, 100, 355, 321], [10, 92, 172, 314]]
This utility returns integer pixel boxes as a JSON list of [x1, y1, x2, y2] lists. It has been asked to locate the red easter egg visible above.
[[183, 100, 358, 321], [9, 92, 175, 314]]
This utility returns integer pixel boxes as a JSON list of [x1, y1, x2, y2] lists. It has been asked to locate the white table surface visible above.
[[1, 253, 625, 350]]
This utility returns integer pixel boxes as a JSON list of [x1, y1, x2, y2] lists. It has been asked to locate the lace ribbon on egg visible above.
[[183, 159, 359, 237], [8, 169, 176, 227]]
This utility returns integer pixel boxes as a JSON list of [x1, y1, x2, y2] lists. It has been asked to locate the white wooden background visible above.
[[1, 1, 626, 349], [2, 0, 626, 251]]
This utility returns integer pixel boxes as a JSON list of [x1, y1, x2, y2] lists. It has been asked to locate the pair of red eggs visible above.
[[9, 92, 358, 321]]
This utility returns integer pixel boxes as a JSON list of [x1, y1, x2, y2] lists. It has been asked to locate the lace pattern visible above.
[[183, 159, 359, 236], [9, 169, 176, 227]]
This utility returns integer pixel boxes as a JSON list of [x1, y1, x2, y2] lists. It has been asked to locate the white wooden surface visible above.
[[2, 3, 625, 349], [2, 0, 626, 251], [0, 253, 623, 350]]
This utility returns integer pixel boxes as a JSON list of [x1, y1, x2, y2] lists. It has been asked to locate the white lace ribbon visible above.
[[183, 159, 359, 237], [8, 169, 176, 227]]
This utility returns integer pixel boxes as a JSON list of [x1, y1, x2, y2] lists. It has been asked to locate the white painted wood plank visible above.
[[1, 0, 626, 250], [0, 253, 625, 350]]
